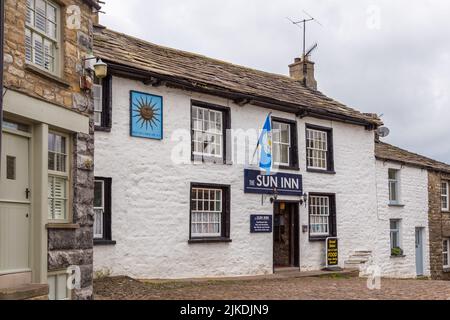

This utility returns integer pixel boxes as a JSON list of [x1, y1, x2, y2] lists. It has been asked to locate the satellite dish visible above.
[[377, 126, 390, 138]]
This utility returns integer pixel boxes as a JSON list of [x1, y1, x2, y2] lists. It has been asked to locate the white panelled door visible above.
[[0, 132, 31, 275]]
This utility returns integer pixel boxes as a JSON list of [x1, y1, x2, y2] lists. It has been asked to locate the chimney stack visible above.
[[289, 56, 317, 90]]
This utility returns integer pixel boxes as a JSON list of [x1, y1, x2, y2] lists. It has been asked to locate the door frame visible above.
[[273, 200, 300, 271]]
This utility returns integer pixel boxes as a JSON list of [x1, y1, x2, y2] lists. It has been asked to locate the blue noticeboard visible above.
[[250, 215, 273, 233], [244, 169, 303, 196]]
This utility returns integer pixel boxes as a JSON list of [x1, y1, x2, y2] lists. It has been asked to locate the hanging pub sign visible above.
[[130, 90, 163, 140], [250, 215, 273, 233], [244, 169, 303, 196], [326, 237, 339, 268]]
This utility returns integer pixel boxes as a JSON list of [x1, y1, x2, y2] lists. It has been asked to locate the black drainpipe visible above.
[[0, 0, 4, 169]]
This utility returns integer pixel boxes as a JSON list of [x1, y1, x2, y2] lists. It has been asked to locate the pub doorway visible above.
[[273, 201, 300, 270]]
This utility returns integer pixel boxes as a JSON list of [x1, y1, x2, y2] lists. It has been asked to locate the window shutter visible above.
[[34, 34, 44, 67], [53, 177, 66, 220]]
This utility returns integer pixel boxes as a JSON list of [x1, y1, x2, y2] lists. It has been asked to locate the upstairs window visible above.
[[272, 118, 298, 170], [94, 76, 112, 131], [441, 181, 449, 212], [191, 101, 230, 163], [26, 0, 60, 74], [389, 169, 400, 204], [306, 125, 334, 172]]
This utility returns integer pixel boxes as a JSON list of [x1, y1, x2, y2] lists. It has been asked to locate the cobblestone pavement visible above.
[[94, 275, 450, 300]]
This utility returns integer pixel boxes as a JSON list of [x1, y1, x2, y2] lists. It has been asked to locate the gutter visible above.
[[104, 60, 381, 130], [0, 0, 5, 169]]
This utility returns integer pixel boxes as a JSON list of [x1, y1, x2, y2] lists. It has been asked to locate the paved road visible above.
[[94, 275, 450, 300]]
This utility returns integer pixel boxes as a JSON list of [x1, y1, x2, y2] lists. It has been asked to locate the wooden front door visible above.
[[273, 202, 300, 268], [0, 131, 31, 278]]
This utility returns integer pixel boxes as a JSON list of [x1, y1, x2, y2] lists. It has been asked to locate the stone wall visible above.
[[428, 171, 450, 280], [3, 0, 94, 113], [3, 0, 96, 299]]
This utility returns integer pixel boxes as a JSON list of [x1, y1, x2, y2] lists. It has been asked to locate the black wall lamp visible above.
[[299, 192, 309, 207]]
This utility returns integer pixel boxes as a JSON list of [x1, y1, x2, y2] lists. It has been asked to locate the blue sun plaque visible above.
[[130, 91, 163, 140]]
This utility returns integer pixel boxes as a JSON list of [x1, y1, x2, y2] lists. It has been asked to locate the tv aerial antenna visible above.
[[287, 10, 322, 59]]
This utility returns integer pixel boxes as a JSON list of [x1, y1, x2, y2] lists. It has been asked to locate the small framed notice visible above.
[[250, 215, 273, 233]]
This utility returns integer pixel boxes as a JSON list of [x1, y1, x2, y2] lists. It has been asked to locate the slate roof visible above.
[[93, 27, 382, 127], [83, 0, 101, 10], [375, 141, 450, 174]]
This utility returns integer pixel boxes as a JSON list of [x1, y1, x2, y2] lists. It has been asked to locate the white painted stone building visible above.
[[372, 141, 431, 278], [90, 26, 430, 280]]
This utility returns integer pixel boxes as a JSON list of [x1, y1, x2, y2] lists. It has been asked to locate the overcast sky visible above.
[[100, 0, 450, 163]]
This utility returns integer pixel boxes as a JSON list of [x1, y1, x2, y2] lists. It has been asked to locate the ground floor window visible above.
[[48, 273, 70, 300], [190, 183, 230, 240], [390, 219, 403, 255], [94, 177, 113, 244], [444, 239, 450, 268], [48, 131, 70, 222], [308, 194, 336, 240]]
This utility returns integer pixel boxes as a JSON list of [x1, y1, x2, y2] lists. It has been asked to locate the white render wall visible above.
[[373, 160, 430, 278], [94, 75, 379, 279]]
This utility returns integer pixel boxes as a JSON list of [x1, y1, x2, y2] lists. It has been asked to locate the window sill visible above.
[[389, 203, 405, 208], [276, 165, 300, 172], [46, 223, 80, 230], [191, 155, 230, 165], [306, 168, 336, 175], [309, 236, 329, 242], [25, 64, 71, 88], [94, 240, 117, 246], [188, 238, 232, 244], [390, 255, 407, 259], [95, 126, 111, 133]]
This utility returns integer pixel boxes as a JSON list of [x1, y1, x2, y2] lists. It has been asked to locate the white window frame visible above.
[[48, 131, 70, 222], [191, 187, 223, 238], [272, 121, 291, 167], [390, 219, 401, 250], [388, 169, 400, 205], [441, 181, 449, 212], [444, 239, 450, 268], [25, 0, 61, 75], [93, 84, 103, 127], [94, 180, 105, 239], [192, 106, 224, 159], [306, 128, 328, 170], [48, 271, 71, 300], [309, 196, 330, 237]]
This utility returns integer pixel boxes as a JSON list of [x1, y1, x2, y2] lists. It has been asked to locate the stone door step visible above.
[[0, 284, 49, 300]]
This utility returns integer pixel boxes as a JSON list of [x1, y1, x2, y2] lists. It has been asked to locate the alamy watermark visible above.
[[366, 5, 381, 30]]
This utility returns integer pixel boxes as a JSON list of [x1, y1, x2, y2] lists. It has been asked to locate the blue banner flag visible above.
[[258, 113, 273, 175]]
